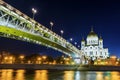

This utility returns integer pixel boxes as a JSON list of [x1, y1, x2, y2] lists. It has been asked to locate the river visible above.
[[0, 69, 120, 80]]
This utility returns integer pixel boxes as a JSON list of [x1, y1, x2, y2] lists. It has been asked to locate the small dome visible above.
[[81, 37, 85, 42], [99, 36, 103, 41]]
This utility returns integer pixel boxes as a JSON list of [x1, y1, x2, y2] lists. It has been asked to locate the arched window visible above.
[[90, 51, 93, 55]]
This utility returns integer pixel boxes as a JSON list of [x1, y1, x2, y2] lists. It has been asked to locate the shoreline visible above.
[[0, 64, 120, 71]]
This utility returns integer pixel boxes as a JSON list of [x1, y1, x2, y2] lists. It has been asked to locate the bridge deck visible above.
[[0, 25, 73, 54]]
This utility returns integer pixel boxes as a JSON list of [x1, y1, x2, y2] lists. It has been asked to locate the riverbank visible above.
[[0, 64, 120, 71]]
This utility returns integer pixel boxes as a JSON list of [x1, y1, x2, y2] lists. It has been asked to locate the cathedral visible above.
[[81, 28, 109, 60]]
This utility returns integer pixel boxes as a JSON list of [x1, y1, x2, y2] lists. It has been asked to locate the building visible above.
[[81, 28, 109, 60]]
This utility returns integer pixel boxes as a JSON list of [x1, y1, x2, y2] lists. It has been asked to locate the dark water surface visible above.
[[0, 69, 120, 80]]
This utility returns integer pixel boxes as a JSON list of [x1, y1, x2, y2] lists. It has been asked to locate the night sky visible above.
[[1, 0, 120, 57]]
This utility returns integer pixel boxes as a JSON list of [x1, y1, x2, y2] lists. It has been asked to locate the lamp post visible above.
[[60, 30, 64, 37], [32, 8, 37, 19], [31, 8, 37, 32], [74, 42, 77, 46], [50, 21, 54, 30], [37, 57, 42, 64], [70, 38, 73, 42]]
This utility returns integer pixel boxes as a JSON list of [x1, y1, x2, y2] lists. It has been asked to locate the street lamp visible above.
[[74, 42, 77, 45], [37, 57, 41, 61], [37, 57, 41, 64], [50, 21, 54, 30], [42, 56, 47, 64], [60, 30, 64, 37], [70, 38, 73, 42], [42, 56, 47, 60], [19, 55, 24, 64], [78, 45, 80, 48], [32, 8, 37, 19]]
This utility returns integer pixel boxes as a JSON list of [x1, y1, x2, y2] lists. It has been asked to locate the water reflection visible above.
[[96, 71, 120, 80], [0, 69, 13, 80], [34, 70, 48, 80], [15, 70, 25, 80], [96, 72, 104, 80], [64, 71, 88, 80], [87, 72, 96, 80], [0, 69, 119, 80], [111, 71, 120, 80], [79, 71, 87, 80], [75, 71, 80, 80], [64, 71, 74, 80], [104, 72, 111, 80]]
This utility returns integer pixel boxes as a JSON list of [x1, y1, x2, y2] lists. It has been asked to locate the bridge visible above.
[[0, 0, 82, 63]]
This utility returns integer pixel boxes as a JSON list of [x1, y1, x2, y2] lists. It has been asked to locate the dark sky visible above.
[[1, 0, 120, 57]]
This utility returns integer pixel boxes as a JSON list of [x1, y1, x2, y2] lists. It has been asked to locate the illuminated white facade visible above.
[[81, 28, 109, 60]]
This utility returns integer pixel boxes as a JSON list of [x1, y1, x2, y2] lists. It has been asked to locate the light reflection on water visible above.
[[35, 70, 48, 80], [0, 69, 13, 80], [15, 70, 25, 80], [0, 69, 120, 80], [64, 71, 74, 80]]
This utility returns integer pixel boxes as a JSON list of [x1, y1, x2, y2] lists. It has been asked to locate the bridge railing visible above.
[[0, 0, 81, 56]]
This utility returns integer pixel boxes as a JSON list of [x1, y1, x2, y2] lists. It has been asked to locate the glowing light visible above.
[[32, 8, 37, 14], [4, 57, 8, 60], [42, 56, 47, 60], [15, 70, 25, 80], [74, 42, 77, 45], [37, 57, 41, 61], [19, 55, 24, 59], [60, 30, 64, 36], [50, 21, 54, 30], [70, 38, 73, 41], [64, 71, 74, 80], [35, 70, 48, 80], [1, 69, 13, 80], [32, 8, 37, 19]]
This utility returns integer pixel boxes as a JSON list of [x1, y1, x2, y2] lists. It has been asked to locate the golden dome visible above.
[[87, 28, 98, 38], [81, 37, 85, 42]]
